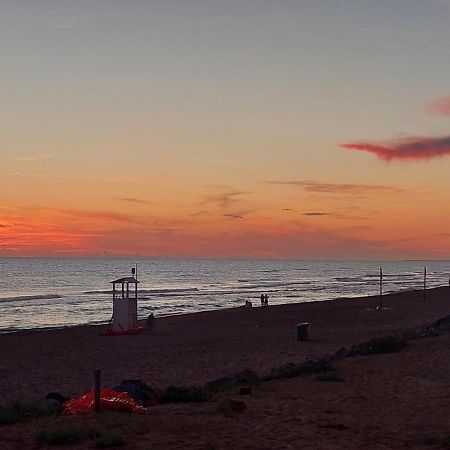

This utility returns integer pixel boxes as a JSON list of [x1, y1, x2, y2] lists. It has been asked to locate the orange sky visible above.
[[2, 1, 450, 259]]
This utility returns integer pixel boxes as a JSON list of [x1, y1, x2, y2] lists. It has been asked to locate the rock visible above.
[[269, 360, 334, 380], [114, 380, 157, 406], [306, 354, 333, 364], [217, 399, 247, 414], [427, 315, 450, 334], [206, 369, 260, 393], [235, 369, 260, 386], [45, 392, 69, 404], [239, 386, 252, 395], [334, 347, 348, 359], [206, 375, 239, 393]]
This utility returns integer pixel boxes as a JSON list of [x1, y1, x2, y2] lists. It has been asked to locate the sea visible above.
[[1, 258, 449, 333]]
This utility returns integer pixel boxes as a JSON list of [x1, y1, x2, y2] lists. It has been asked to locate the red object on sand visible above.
[[63, 388, 145, 415]]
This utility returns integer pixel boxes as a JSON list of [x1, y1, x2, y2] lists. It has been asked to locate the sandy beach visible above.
[[0, 287, 449, 449]]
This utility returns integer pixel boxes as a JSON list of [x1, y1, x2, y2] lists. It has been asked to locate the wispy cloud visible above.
[[115, 197, 151, 205], [302, 212, 330, 216], [201, 189, 250, 209], [16, 153, 53, 162], [223, 213, 243, 219], [190, 210, 209, 217], [264, 180, 400, 194], [427, 95, 450, 116], [341, 136, 450, 161]]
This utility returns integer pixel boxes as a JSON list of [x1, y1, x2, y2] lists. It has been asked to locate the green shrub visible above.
[[159, 386, 211, 404], [36, 428, 81, 446], [424, 435, 450, 448], [95, 434, 125, 448], [264, 361, 334, 381], [315, 369, 344, 382], [0, 399, 60, 425], [349, 336, 407, 356]]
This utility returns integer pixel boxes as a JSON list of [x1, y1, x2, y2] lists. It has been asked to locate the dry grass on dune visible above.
[[0, 333, 449, 450]]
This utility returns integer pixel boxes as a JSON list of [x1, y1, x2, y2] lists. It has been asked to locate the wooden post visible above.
[[423, 267, 427, 302], [378, 267, 383, 310], [94, 370, 101, 412]]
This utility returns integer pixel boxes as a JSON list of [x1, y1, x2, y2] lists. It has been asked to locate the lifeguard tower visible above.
[[111, 274, 139, 332], [103, 268, 155, 336]]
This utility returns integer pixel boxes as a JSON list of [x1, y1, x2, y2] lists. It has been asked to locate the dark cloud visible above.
[[341, 136, 450, 161], [302, 212, 330, 216], [264, 180, 400, 194]]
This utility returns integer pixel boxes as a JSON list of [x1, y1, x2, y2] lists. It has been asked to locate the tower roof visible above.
[[110, 276, 139, 284]]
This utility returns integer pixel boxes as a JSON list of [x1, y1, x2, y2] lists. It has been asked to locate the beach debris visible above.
[[45, 392, 69, 404], [114, 379, 157, 406], [63, 388, 145, 415], [296, 322, 310, 341], [217, 399, 247, 415]]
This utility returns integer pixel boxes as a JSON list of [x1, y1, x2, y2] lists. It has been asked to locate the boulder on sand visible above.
[[114, 380, 157, 406]]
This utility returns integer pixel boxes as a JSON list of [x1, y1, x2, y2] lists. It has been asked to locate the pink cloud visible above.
[[427, 96, 450, 116], [341, 136, 450, 161]]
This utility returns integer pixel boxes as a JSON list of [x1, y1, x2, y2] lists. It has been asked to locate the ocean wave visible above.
[[364, 273, 418, 278], [141, 303, 194, 311], [83, 287, 199, 295], [0, 294, 62, 303], [334, 277, 364, 282]]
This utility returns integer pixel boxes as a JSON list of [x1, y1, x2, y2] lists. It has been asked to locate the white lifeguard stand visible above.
[[110, 275, 139, 332]]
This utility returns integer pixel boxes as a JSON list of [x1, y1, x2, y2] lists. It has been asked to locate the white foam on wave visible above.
[[0, 294, 62, 303]]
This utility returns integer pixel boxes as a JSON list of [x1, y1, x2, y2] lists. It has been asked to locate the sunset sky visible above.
[[2, 0, 450, 259]]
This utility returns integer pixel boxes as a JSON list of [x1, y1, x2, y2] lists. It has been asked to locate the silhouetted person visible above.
[[260, 293, 265, 307], [264, 293, 269, 306]]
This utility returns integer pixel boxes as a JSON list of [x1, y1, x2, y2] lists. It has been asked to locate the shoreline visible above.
[[0, 285, 444, 336], [0, 285, 449, 404]]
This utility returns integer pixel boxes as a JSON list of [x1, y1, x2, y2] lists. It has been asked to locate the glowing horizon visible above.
[[1, 1, 450, 259]]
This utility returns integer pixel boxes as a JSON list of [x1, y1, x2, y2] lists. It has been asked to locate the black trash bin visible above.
[[297, 322, 310, 341]]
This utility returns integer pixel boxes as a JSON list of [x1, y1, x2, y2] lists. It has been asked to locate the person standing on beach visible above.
[[264, 293, 269, 306], [260, 293, 265, 307]]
